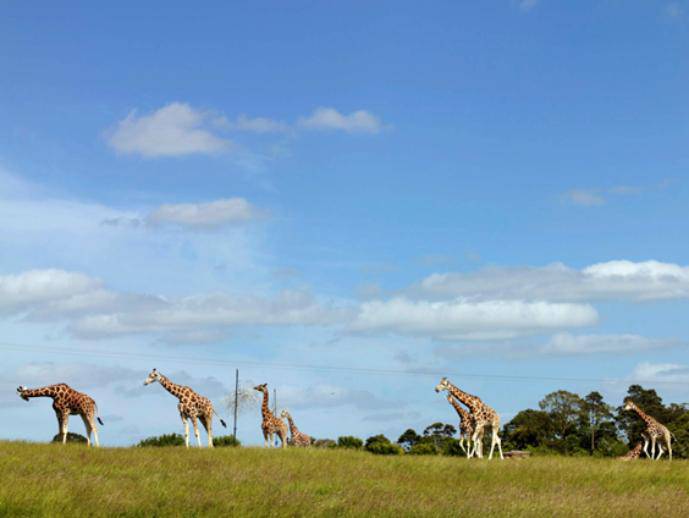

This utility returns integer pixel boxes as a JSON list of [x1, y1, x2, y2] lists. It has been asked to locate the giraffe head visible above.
[[623, 399, 637, 412], [144, 368, 161, 386], [16, 386, 29, 401], [434, 377, 451, 394], [280, 409, 290, 420], [253, 383, 268, 394]]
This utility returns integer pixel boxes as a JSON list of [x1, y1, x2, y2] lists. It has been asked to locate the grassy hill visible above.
[[1, 441, 688, 516]]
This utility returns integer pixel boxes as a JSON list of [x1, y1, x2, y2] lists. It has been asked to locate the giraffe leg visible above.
[[280, 429, 287, 449], [263, 430, 269, 448], [667, 433, 673, 461], [182, 416, 190, 448], [201, 416, 213, 448], [651, 436, 657, 460], [80, 414, 92, 447], [91, 419, 100, 448], [458, 436, 466, 454], [488, 427, 503, 460], [656, 443, 664, 460], [192, 417, 201, 448], [59, 413, 69, 445]]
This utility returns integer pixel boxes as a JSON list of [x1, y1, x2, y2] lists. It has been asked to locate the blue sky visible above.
[[2, 0, 689, 446]]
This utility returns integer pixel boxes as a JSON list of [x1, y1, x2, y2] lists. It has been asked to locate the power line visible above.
[[0, 341, 685, 387]]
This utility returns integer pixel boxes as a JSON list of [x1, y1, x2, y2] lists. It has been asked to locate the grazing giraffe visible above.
[[619, 441, 644, 461], [624, 399, 672, 460], [144, 368, 226, 448], [253, 383, 287, 448], [280, 409, 311, 447], [435, 377, 503, 460], [16, 384, 103, 447], [446, 394, 476, 457]]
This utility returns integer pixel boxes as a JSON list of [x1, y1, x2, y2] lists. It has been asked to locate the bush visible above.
[[365, 434, 403, 455], [312, 438, 336, 448], [51, 432, 87, 444], [337, 436, 363, 449], [213, 435, 241, 447], [137, 433, 185, 447], [408, 442, 439, 455]]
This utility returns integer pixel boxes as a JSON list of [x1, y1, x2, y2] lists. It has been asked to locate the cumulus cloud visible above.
[[351, 297, 597, 340], [148, 198, 263, 227], [106, 102, 231, 157], [298, 107, 384, 134], [0, 270, 101, 314], [419, 260, 689, 302], [630, 362, 689, 384], [541, 333, 678, 355]]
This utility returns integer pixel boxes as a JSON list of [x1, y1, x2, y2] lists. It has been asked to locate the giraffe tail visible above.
[[213, 409, 227, 428], [94, 403, 104, 426], [97, 417, 104, 426]]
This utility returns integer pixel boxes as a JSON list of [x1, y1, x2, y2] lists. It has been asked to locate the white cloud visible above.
[[630, 362, 689, 384], [541, 333, 677, 355], [229, 115, 289, 134], [666, 2, 684, 18], [148, 198, 263, 227], [0, 270, 101, 314], [278, 384, 390, 411], [106, 102, 231, 157], [563, 189, 605, 206], [298, 107, 384, 134], [351, 297, 597, 341], [419, 260, 689, 302]]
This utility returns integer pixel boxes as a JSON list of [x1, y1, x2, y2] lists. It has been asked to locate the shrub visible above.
[[312, 438, 336, 448], [213, 435, 241, 447], [337, 436, 363, 449], [51, 432, 87, 444], [364, 434, 403, 455], [408, 442, 439, 455], [137, 433, 185, 447]]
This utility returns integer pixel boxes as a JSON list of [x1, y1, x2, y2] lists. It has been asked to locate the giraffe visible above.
[[253, 383, 287, 448], [624, 399, 672, 460], [445, 393, 476, 457], [16, 384, 103, 447], [435, 377, 503, 460], [619, 441, 644, 461], [144, 368, 226, 448], [280, 409, 311, 447]]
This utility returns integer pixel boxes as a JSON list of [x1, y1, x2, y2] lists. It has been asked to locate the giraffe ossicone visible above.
[[144, 368, 226, 448]]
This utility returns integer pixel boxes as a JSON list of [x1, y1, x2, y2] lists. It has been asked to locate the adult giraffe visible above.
[[144, 368, 226, 448], [435, 377, 503, 460], [17, 383, 103, 447]]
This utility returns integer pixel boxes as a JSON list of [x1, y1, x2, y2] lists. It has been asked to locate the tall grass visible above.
[[1, 441, 688, 516]]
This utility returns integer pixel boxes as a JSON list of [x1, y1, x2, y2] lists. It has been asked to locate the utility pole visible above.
[[233, 368, 239, 439]]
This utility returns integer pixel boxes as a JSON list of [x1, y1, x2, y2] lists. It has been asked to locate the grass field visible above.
[[1, 441, 688, 517]]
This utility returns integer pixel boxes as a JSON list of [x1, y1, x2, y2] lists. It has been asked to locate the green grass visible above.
[[1, 441, 688, 517]]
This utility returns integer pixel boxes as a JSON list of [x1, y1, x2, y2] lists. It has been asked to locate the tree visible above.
[[397, 429, 421, 451], [337, 436, 363, 449], [584, 391, 615, 453], [538, 390, 586, 452], [364, 434, 403, 455], [502, 409, 553, 450]]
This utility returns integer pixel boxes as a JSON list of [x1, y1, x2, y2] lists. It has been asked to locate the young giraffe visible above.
[[280, 409, 311, 447], [446, 394, 476, 457], [16, 384, 103, 447], [435, 377, 503, 460], [253, 383, 287, 448], [619, 441, 644, 461], [144, 368, 226, 448], [624, 399, 672, 460]]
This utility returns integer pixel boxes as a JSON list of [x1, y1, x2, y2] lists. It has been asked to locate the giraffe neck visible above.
[[447, 395, 470, 420], [157, 375, 185, 400], [630, 404, 654, 426], [446, 383, 482, 415], [260, 389, 273, 419], [286, 414, 299, 434], [21, 385, 60, 399]]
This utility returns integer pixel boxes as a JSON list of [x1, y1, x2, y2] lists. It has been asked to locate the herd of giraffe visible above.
[[15, 371, 674, 460]]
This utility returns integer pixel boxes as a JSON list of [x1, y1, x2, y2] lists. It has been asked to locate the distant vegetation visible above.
[[213, 435, 241, 447], [51, 432, 87, 444], [136, 433, 185, 447]]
